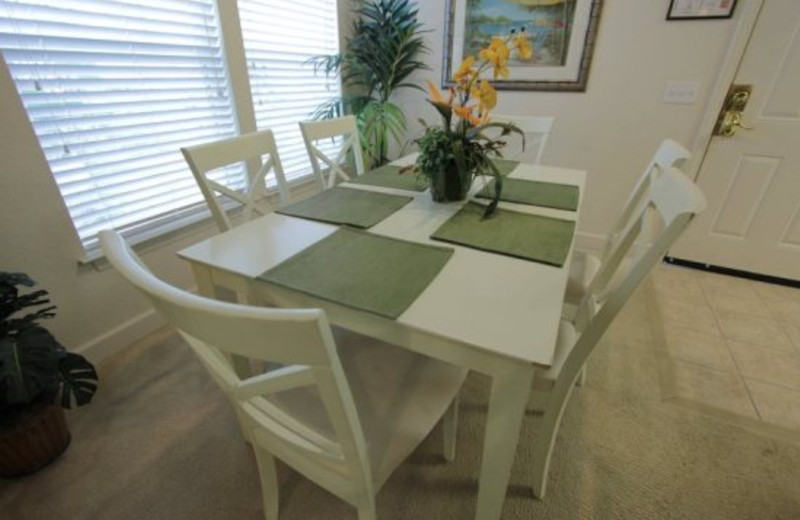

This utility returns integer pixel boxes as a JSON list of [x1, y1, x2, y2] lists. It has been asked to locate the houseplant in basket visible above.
[[0, 272, 98, 477], [412, 33, 531, 216]]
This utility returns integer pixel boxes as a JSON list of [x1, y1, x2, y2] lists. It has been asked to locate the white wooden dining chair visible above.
[[99, 229, 466, 520], [300, 115, 366, 190], [491, 114, 554, 164], [565, 139, 691, 304], [181, 130, 290, 232], [529, 166, 706, 499]]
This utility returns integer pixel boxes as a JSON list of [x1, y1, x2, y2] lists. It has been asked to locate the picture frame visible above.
[[442, 0, 604, 92], [666, 0, 738, 20]]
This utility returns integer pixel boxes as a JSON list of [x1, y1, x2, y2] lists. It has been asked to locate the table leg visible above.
[[190, 263, 219, 299], [474, 364, 534, 520], [189, 263, 252, 379]]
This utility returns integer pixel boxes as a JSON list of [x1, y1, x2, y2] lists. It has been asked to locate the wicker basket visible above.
[[0, 405, 71, 478]]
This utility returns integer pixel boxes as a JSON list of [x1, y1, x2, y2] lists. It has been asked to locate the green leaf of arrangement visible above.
[[467, 122, 526, 152], [428, 100, 453, 130], [481, 159, 503, 219]]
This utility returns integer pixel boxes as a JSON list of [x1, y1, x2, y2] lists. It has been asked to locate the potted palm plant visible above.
[[309, 0, 429, 168], [0, 272, 98, 477]]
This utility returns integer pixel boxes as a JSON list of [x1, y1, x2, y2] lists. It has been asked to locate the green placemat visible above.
[[430, 201, 575, 267], [259, 228, 454, 319], [276, 187, 412, 229], [475, 178, 579, 211], [491, 159, 520, 177], [347, 164, 428, 192]]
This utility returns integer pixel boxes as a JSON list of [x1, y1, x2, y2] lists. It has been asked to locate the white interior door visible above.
[[672, 0, 800, 281]]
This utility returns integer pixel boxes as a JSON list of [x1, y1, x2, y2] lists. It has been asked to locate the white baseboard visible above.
[[75, 283, 200, 364], [75, 309, 166, 364]]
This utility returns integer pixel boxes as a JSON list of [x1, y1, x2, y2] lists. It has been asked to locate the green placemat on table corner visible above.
[[259, 228, 454, 319], [276, 186, 412, 229], [430, 201, 575, 267], [347, 163, 428, 192], [491, 158, 520, 177], [475, 177, 579, 211]]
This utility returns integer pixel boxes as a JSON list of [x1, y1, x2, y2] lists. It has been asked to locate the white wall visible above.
[[394, 0, 742, 244]]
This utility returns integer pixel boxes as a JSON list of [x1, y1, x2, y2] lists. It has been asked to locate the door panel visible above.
[[784, 209, 800, 246], [672, 0, 800, 281], [711, 155, 778, 238]]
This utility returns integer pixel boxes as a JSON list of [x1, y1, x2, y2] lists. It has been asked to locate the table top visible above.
[[178, 157, 586, 367]]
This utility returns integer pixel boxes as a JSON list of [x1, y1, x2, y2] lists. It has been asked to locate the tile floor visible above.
[[649, 263, 800, 432]]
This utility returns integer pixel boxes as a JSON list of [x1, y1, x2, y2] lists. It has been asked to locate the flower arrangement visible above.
[[411, 32, 530, 216]]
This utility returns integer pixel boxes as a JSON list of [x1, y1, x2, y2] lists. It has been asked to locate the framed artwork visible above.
[[442, 0, 604, 92], [667, 0, 738, 20]]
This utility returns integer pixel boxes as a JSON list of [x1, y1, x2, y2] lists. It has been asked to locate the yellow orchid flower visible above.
[[513, 34, 533, 60], [493, 62, 510, 80], [453, 55, 476, 84], [479, 38, 511, 79], [471, 79, 497, 114], [485, 38, 510, 61]]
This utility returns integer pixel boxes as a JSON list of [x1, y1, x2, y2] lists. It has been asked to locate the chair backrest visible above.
[[491, 114, 554, 164], [300, 115, 366, 190], [560, 166, 706, 386], [600, 139, 691, 263], [532, 166, 705, 498], [181, 130, 290, 232], [98, 229, 374, 501]]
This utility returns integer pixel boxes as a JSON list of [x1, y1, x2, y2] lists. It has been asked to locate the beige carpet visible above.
[[2, 281, 800, 520]]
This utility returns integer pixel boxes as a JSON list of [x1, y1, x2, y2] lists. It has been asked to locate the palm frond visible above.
[[306, 0, 428, 168]]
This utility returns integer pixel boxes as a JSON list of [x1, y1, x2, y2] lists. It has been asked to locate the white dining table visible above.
[[178, 155, 586, 520]]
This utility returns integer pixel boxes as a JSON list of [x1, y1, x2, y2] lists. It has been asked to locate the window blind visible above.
[[237, 0, 341, 182], [0, 0, 242, 257]]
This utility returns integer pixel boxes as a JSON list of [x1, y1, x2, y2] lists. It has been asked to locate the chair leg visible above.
[[356, 497, 377, 520], [576, 366, 587, 387], [442, 395, 459, 462], [530, 411, 558, 499], [253, 446, 280, 520], [234, 408, 253, 444], [527, 387, 547, 413], [531, 382, 577, 499]]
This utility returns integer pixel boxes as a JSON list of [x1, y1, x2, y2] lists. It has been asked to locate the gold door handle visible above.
[[714, 84, 754, 137], [731, 112, 753, 130], [717, 110, 754, 137]]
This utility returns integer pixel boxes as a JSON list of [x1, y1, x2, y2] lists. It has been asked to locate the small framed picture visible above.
[[667, 0, 738, 20]]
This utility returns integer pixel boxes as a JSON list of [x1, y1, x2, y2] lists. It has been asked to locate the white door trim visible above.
[[685, 0, 766, 181]]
